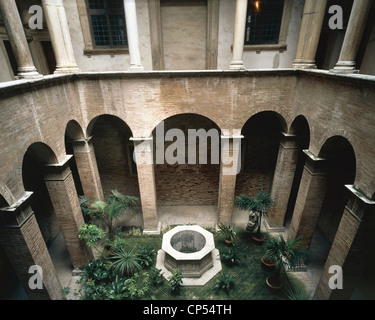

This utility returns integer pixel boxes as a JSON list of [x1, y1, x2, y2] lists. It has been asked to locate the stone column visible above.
[[0, 192, 63, 300], [41, 0, 80, 73], [230, 0, 248, 70], [124, 0, 144, 71], [130, 137, 159, 234], [266, 133, 301, 232], [288, 150, 327, 249], [315, 185, 375, 300], [331, 0, 372, 73], [218, 134, 244, 224], [43, 156, 92, 268], [0, 0, 42, 79], [70, 137, 104, 201], [292, 0, 328, 69]]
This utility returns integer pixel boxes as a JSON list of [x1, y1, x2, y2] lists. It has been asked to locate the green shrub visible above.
[[150, 268, 164, 286], [220, 247, 245, 266], [168, 269, 183, 295], [214, 273, 235, 293], [138, 245, 156, 269]]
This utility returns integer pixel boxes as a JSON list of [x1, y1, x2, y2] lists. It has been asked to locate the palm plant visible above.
[[110, 246, 141, 277], [263, 234, 310, 289], [217, 222, 237, 244], [234, 189, 273, 240], [86, 190, 139, 241]]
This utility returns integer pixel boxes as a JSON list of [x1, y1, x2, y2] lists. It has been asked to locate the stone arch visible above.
[[65, 119, 86, 141], [148, 111, 223, 139], [64, 120, 86, 197], [283, 114, 311, 227], [152, 113, 221, 225], [289, 114, 311, 146], [235, 111, 286, 197], [308, 135, 357, 287], [238, 110, 288, 135], [87, 114, 140, 203]]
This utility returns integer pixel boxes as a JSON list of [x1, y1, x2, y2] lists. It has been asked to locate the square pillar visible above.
[[71, 137, 104, 200], [315, 185, 375, 300], [266, 133, 301, 232], [0, 192, 63, 300], [288, 150, 328, 249], [130, 137, 159, 234], [43, 156, 93, 269], [218, 133, 243, 224]]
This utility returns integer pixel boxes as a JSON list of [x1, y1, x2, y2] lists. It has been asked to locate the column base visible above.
[[129, 64, 144, 71], [16, 67, 43, 80], [330, 61, 359, 74], [229, 60, 245, 70], [291, 61, 317, 69], [143, 221, 161, 235], [54, 65, 81, 74]]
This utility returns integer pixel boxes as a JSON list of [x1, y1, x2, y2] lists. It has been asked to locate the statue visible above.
[[246, 210, 259, 233]]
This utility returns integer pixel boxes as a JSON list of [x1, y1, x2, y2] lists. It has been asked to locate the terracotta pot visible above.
[[225, 239, 234, 246], [266, 276, 282, 290], [251, 233, 266, 244], [261, 256, 276, 268]]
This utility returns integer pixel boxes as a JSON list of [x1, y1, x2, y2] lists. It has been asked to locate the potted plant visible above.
[[217, 222, 237, 245], [263, 234, 310, 290], [234, 189, 273, 243]]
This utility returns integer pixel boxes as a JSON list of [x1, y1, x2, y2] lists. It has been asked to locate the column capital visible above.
[[280, 132, 301, 149], [43, 155, 73, 181], [303, 150, 327, 175], [0, 192, 34, 228], [70, 136, 94, 153], [345, 185, 375, 222]]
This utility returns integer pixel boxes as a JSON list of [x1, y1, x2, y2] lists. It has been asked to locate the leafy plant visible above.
[[234, 189, 274, 237], [150, 268, 164, 287], [77, 259, 114, 285], [220, 246, 245, 266], [138, 245, 156, 269], [217, 222, 237, 243], [168, 268, 183, 295], [214, 273, 235, 293], [78, 224, 106, 253], [110, 245, 141, 277], [123, 272, 150, 300], [84, 190, 140, 241], [263, 234, 310, 288], [105, 276, 130, 300]]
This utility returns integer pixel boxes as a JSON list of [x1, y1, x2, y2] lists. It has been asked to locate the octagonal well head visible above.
[[162, 225, 215, 261]]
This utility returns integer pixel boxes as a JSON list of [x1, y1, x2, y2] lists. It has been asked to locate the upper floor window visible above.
[[245, 0, 285, 45], [86, 0, 127, 48]]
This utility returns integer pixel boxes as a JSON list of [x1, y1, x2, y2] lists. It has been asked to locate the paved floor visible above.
[[53, 206, 327, 299]]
